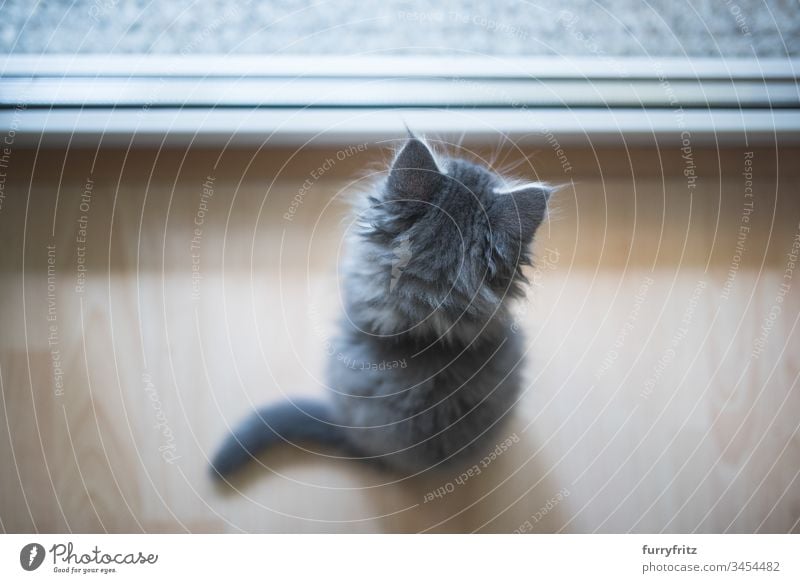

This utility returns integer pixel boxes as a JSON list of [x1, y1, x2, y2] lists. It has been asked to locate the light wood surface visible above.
[[0, 144, 798, 533]]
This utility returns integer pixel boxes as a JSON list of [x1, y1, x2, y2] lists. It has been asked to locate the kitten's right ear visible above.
[[387, 138, 442, 201], [490, 183, 552, 243]]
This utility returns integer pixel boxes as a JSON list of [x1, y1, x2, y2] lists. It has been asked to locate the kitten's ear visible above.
[[490, 184, 552, 242], [387, 138, 442, 200]]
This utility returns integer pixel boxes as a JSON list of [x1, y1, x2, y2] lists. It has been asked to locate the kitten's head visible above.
[[345, 137, 552, 340]]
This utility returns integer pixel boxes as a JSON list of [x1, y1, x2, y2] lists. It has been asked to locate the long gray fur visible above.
[[211, 137, 551, 479]]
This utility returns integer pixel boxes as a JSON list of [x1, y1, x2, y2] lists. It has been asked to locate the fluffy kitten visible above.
[[211, 137, 551, 478]]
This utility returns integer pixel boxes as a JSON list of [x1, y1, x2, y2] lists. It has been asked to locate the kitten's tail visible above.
[[210, 399, 346, 479]]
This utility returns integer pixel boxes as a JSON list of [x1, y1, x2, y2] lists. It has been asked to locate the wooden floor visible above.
[[0, 144, 798, 533]]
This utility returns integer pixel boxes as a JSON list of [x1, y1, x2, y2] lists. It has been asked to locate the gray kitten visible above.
[[211, 137, 551, 478]]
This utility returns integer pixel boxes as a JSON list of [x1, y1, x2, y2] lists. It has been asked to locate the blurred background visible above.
[[2, 0, 798, 56], [0, 0, 798, 533]]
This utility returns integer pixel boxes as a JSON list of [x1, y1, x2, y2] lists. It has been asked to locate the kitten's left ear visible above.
[[387, 138, 442, 201], [490, 184, 552, 242]]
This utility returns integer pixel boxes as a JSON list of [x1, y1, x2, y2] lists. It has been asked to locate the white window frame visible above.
[[0, 55, 797, 146]]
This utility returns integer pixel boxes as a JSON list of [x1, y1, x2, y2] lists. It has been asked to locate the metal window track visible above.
[[0, 55, 798, 146]]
